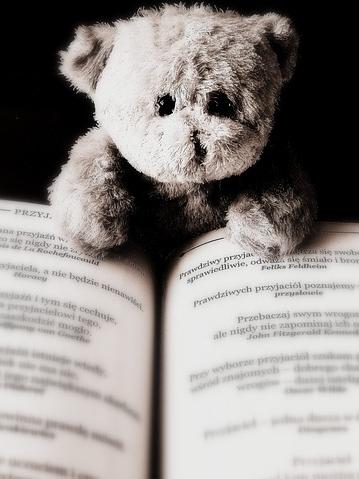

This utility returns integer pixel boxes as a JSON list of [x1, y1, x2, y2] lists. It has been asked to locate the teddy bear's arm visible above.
[[226, 155, 317, 260], [49, 127, 135, 256]]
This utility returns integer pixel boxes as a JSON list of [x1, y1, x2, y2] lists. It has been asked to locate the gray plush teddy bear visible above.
[[49, 4, 317, 259]]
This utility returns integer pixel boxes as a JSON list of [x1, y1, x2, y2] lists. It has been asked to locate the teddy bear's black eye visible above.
[[207, 91, 235, 119], [157, 94, 176, 116]]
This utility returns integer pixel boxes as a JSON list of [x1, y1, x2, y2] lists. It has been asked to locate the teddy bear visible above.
[[49, 4, 317, 260]]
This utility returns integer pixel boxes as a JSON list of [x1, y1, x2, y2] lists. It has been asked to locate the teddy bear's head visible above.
[[61, 5, 298, 184]]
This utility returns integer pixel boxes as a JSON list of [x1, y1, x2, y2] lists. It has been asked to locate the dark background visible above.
[[0, 1, 355, 221]]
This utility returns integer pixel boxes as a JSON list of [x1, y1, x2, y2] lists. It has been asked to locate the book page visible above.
[[0, 200, 154, 479], [163, 223, 359, 479]]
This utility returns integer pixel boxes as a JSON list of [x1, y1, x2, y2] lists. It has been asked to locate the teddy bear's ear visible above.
[[60, 23, 116, 97], [260, 14, 299, 83]]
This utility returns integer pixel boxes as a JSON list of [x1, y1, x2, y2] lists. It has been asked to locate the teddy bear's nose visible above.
[[190, 130, 207, 162]]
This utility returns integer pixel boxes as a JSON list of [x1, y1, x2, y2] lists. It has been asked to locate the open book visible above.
[[0, 199, 359, 479]]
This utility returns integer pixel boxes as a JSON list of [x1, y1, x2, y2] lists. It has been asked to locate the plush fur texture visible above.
[[49, 4, 317, 259]]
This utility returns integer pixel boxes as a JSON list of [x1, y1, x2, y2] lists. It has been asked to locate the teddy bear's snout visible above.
[[190, 130, 207, 163]]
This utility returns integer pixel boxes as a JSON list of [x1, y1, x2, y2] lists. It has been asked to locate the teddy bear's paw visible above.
[[226, 200, 295, 261], [50, 188, 131, 258], [62, 208, 129, 256], [48, 129, 136, 257]]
